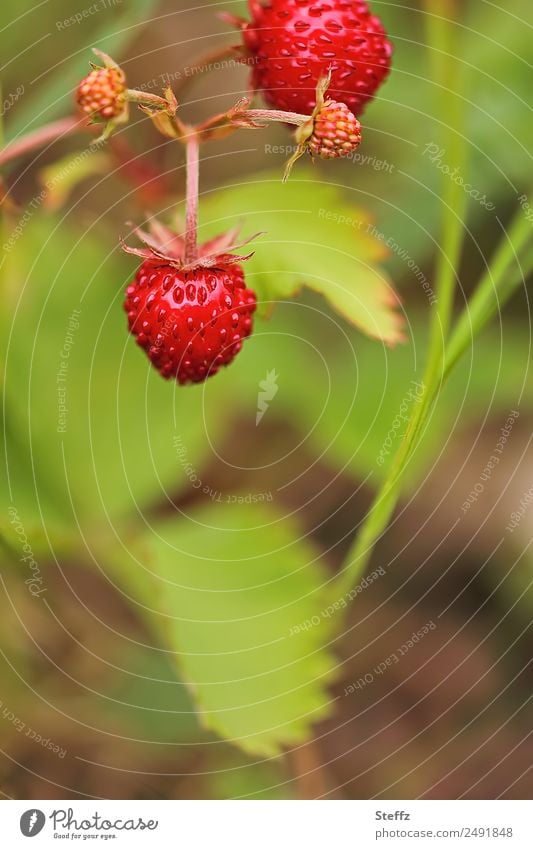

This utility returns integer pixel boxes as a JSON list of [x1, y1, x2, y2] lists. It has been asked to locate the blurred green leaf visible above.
[[0, 215, 231, 526], [38, 150, 111, 211], [305, 314, 532, 486], [0, 431, 70, 559], [208, 749, 292, 800], [201, 173, 404, 345], [208, 300, 532, 488], [131, 502, 336, 756], [3, 0, 162, 142], [91, 645, 204, 745], [1, 219, 76, 556]]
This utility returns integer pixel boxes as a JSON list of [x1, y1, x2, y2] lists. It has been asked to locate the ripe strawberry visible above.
[[77, 66, 126, 120], [230, 0, 392, 116], [123, 221, 257, 384]]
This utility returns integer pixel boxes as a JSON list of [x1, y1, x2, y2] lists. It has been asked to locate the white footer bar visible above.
[[1, 800, 531, 848]]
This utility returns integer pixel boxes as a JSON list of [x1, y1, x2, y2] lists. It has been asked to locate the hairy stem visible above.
[[243, 109, 309, 126], [126, 89, 171, 108], [0, 116, 86, 168], [329, 1, 468, 605], [184, 133, 200, 265]]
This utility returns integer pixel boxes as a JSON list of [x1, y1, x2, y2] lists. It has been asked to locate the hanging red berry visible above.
[[123, 221, 258, 384], [229, 0, 393, 117]]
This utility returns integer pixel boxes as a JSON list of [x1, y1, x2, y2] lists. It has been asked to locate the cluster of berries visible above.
[[76, 0, 392, 384]]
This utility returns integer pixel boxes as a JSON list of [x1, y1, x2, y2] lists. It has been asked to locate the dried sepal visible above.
[[91, 48, 121, 70], [121, 215, 263, 271], [136, 87, 190, 140]]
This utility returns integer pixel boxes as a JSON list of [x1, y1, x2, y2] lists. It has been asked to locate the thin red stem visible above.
[[0, 116, 86, 168], [184, 133, 200, 265]]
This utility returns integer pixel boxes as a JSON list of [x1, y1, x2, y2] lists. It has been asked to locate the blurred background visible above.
[[0, 0, 531, 799]]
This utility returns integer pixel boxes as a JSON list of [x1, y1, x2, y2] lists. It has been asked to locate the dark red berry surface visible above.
[[124, 260, 257, 384], [243, 0, 392, 116]]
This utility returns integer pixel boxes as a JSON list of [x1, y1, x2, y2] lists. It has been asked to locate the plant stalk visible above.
[[0, 116, 85, 168], [328, 0, 468, 605], [242, 109, 309, 126], [126, 89, 171, 108], [445, 209, 532, 377], [184, 133, 200, 265]]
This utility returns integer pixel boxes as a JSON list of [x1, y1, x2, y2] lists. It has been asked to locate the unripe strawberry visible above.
[[307, 99, 361, 159], [77, 66, 126, 120], [282, 72, 362, 179]]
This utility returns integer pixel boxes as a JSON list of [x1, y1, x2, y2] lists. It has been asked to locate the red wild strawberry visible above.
[[228, 0, 392, 117], [123, 221, 258, 384]]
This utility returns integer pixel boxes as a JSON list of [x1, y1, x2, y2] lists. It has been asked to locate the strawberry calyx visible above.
[[121, 217, 263, 272]]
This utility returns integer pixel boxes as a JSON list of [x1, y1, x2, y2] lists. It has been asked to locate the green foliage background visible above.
[[0, 0, 531, 799]]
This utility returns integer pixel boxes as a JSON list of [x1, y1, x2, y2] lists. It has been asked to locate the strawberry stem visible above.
[[184, 133, 200, 265], [243, 109, 309, 126], [126, 89, 171, 109]]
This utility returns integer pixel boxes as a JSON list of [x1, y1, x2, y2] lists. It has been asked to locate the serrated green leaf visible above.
[[132, 503, 336, 756], [201, 173, 404, 345]]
